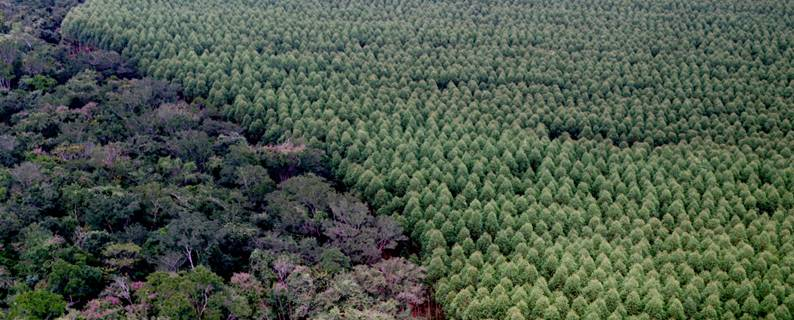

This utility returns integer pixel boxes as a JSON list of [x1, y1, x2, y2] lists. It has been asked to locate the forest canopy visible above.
[[4, 0, 794, 319]]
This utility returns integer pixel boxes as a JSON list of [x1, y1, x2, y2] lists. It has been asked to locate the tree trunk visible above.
[[185, 246, 195, 270]]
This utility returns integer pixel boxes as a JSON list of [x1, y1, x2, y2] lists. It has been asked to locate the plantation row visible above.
[[63, 0, 794, 319], [64, 0, 792, 147]]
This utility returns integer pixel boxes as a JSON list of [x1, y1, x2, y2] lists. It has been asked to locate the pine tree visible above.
[[625, 290, 643, 315], [425, 228, 447, 251], [427, 250, 448, 281], [743, 295, 760, 316], [507, 306, 526, 320], [668, 297, 686, 320], [644, 292, 666, 319]]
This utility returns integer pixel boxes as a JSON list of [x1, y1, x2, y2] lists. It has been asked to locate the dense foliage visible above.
[[62, 0, 794, 319], [0, 3, 427, 319], [0, 0, 84, 43]]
